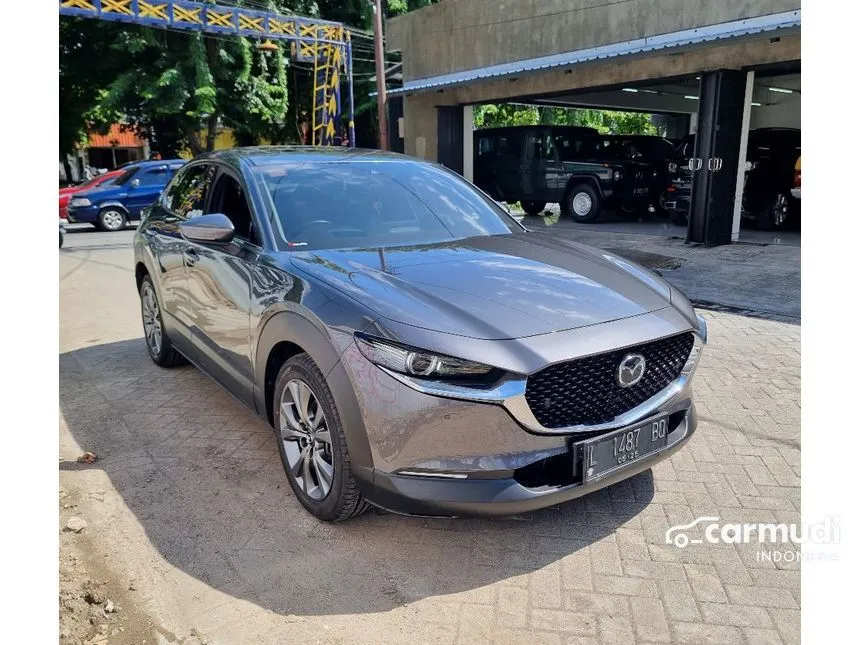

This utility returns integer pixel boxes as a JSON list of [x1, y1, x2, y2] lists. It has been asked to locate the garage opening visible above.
[[466, 63, 799, 247]]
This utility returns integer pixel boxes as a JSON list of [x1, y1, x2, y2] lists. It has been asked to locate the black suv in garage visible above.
[[665, 129, 801, 230], [742, 127, 801, 230], [473, 126, 652, 222], [595, 134, 676, 214]]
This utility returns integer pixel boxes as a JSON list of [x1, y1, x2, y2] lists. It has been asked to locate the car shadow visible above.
[[60, 338, 655, 617]]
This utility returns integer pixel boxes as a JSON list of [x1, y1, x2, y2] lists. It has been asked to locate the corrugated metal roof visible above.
[[383, 10, 800, 97], [87, 124, 146, 149]]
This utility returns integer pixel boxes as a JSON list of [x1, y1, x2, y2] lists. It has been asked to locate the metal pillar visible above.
[[462, 105, 474, 182], [346, 34, 356, 148], [437, 106, 464, 174], [731, 71, 755, 241], [687, 70, 748, 246], [372, 0, 389, 150]]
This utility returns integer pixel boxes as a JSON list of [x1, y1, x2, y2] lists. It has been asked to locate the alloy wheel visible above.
[[572, 192, 593, 217], [772, 193, 788, 227], [279, 378, 334, 501], [140, 282, 162, 357], [102, 210, 124, 231]]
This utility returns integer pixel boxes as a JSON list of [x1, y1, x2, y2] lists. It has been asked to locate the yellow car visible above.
[[791, 156, 801, 200]]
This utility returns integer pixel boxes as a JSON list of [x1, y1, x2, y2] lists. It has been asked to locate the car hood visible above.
[[289, 231, 672, 340], [72, 185, 125, 202]]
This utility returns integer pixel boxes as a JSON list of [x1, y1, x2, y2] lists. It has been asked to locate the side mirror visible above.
[[179, 213, 234, 244], [131, 178, 141, 188]]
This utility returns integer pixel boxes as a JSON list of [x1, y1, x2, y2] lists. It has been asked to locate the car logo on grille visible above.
[[617, 354, 646, 387]]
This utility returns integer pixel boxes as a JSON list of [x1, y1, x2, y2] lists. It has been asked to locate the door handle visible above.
[[183, 247, 200, 267]]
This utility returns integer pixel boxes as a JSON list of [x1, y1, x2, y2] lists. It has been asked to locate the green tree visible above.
[[474, 104, 660, 135]]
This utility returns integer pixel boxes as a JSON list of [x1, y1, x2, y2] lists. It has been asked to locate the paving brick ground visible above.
[[60, 230, 800, 644]]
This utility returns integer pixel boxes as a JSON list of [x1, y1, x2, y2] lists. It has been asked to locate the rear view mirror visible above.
[[179, 213, 234, 244]]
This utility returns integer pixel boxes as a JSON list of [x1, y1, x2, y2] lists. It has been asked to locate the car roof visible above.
[[125, 159, 186, 169], [192, 146, 411, 168]]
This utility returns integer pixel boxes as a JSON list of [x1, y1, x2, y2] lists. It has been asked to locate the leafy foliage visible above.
[[59, 0, 442, 158], [474, 104, 661, 135]]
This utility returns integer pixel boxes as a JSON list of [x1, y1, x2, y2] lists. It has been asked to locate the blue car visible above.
[[67, 159, 186, 231]]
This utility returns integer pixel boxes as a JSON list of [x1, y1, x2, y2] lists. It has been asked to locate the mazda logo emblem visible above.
[[617, 354, 646, 387]]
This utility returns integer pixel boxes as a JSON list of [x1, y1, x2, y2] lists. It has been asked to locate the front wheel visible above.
[[97, 208, 127, 232], [562, 184, 602, 223], [520, 200, 547, 216], [274, 354, 370, 522]]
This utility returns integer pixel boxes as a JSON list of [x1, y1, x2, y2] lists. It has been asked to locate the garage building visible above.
[[385, 0, 800, 245]]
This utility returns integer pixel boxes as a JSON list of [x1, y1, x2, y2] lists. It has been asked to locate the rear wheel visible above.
[[274, 354, 370, 522], [562, 184, 602, 223], [756, 191, 790, 230], [521, 200, 547, 216], [139, 276, 185, 367], [97, 208, 127, 232]]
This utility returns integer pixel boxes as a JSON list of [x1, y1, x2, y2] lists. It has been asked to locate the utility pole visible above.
[[372, 0, 389, 150]]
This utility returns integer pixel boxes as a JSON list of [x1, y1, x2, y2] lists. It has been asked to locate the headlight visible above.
[[681, 315, 708, 376], [613, 170, 623, 181], [70, 197, 91, 208], [355, 335, 494, 378]]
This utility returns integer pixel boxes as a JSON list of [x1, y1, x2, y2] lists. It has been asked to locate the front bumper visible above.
[[337, 313, 705, 517], [66, 205, 98, 223], [365, 404, 696, 517]]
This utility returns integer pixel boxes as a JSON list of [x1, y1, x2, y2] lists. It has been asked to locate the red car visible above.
[[59, 170, 122, 220]]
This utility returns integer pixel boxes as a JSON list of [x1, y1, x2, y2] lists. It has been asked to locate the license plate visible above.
[[579, 416, 669, 482], [633, 187, 649, 195]]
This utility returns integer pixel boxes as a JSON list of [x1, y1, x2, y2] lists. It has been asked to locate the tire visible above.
[[755, 191, 790, 231], [521, 200, 547, 216], [273, 354, 370, 522], [59, 231, 64, 249], [139, 275, 185, 367], [618, 202, 643, 221], [97, 207, 127, 232], [562, 183, 602, 223]]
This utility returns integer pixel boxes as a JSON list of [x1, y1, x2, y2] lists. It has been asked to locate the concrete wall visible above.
[[401, 34, 800, 159], [388, 0, 801, 81]]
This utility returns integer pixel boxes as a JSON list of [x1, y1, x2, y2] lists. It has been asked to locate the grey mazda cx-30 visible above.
[[133, 147, 706, 521]]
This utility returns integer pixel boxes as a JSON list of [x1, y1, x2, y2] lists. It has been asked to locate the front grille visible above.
[[524, 332, 694, 428]]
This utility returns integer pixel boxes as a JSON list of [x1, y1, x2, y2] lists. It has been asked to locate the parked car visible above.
[[134, 147, 707, 521], [59, 169, 123, 220], [791, 155, 801, 200], [473, 126, 653, 222], [599, 135, 676, 213], [67, 159, 185, 231], [663, 135, 695, 225], [742, 128, 800, 230]]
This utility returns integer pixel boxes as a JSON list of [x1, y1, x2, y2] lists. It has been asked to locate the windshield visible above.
[[255, 161, 522, 251], [112, 167, 138, 186], [78, 174, 115, 189]]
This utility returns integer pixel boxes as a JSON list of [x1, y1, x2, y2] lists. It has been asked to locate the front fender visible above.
[[97, 200, 130, 215], [253, 311, 376, 476]]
